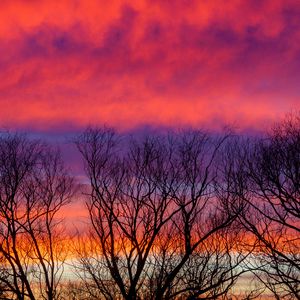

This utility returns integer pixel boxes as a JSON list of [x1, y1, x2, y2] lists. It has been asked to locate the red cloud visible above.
[[0, 0, 299, 132]]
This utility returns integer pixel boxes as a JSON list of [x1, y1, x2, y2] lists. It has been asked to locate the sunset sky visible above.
[[0, 0, 300, 134], [0, 3, 298, 296]]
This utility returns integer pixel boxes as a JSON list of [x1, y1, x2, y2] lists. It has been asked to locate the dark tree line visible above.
[[0, 113, 299, 299]]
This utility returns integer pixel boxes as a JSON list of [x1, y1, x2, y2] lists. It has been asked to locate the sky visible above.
[[0, 0, 300, 136], [0, 2, 297, 294]]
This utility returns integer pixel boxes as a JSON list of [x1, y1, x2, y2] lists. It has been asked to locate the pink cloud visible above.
[[0, 0, 299, 132]]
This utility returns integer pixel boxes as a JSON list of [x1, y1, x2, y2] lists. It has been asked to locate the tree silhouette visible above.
[[74, 128, 246, 300], [0, 133, 74, 300], [225, 114, 300, 299], [1, 113, 299, 299]]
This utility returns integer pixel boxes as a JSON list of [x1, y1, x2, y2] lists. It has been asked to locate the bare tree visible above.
[[0, 132, 74, 300], [225, 114, 300, 299], [74, 128, 245, 299]]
